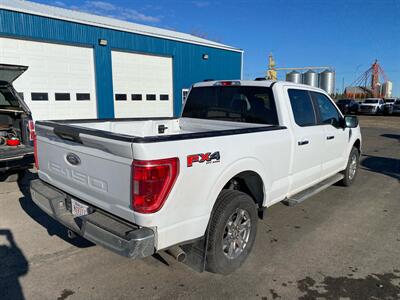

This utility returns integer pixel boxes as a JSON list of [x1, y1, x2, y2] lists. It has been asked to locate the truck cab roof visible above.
[[192, 80, 330, 94]]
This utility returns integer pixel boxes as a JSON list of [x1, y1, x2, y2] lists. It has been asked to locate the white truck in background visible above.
[[30, 80, 362, 274], [358, 98, 385, 114]]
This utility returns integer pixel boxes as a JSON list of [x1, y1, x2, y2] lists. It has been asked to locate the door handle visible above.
[[298, 140, 309, 146], [326, 135, 335, 140]]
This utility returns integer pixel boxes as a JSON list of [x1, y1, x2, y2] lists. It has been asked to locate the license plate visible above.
[[71, 199, 89, 217]]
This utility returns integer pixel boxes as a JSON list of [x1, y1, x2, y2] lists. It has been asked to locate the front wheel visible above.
[[340, 147, 360, 186], [206, 190, 258, 275]]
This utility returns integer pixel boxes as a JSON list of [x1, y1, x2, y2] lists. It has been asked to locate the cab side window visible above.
[[288, 89, 317, 126], [312, 92, 341, 127]]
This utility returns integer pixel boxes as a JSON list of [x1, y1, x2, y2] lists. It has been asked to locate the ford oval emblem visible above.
[[66, 153, 81, 166]]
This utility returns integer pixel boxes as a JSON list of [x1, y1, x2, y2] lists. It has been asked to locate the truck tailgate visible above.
[[35, 123, 135, 223]]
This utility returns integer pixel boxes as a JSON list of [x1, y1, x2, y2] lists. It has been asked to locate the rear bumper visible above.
[[30, 179, 155, 259], [0, 153, 34, 172]]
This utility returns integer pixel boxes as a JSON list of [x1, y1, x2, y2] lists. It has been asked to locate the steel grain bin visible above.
[[286, 71, 302, 84], [303, 70, 318, 87], [319, 69, 335, 94]]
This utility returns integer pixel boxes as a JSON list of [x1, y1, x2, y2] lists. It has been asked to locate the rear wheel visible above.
[[340, 147, 360, 186], [206, 190, 258, 275]]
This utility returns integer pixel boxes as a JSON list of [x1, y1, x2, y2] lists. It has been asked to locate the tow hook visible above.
[[67, 229, 77, 240]]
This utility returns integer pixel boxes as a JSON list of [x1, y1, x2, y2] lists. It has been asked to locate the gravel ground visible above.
[[0, 115, 399, 300]]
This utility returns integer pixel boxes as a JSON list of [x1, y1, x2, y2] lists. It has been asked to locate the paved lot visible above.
[[1, 116, 399, 300]]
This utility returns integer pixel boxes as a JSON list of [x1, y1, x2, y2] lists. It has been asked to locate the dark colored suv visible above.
[[392, 99, 400, 114], [336, 99, 359, 114], [0, 64, 34, 181]]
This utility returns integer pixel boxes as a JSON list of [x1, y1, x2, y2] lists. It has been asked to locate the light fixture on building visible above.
[[202, 54, 209, 60], [98, 39, 108, 46]]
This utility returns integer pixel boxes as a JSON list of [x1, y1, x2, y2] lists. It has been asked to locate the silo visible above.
[[286, 71, 302, 84], [303, 70, 318, 87], [382, 81, 393, 97], [319, 69, 335, 94]]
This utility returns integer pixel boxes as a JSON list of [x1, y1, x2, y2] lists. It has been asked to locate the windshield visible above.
[[395, 100, 400, 104], [364, 99, 379, 104], [385, 99, 395, 103], [338, 100, 351, 104], [182, 85, 279, 125], [0, 87, 20, 109]]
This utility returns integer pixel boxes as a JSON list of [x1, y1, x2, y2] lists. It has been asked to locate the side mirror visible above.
[[344, 115, 358, 128]]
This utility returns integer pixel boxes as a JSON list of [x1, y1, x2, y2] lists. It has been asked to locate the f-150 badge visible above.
[[187, 151, 220, 167]]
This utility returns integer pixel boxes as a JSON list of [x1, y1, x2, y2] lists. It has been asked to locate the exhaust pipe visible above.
[[67, 229, 77, 240], [166, 246, 186, 263]]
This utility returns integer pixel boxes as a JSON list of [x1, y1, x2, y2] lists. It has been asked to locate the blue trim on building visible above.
[[0, 9, 242, 118], [94, 44, 114, 118]]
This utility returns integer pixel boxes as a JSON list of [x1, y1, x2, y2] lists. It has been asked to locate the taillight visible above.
[[132, 158, 179, 214], [28, 120, 35, 141], [33, 132, 39, 170]]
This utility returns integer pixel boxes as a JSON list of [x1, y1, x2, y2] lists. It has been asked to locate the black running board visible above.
[[281, 173, 344, 207]]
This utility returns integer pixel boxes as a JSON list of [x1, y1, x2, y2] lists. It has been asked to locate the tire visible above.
[[340, 147, 360, 186], [5, 172, 19, 182], [1, 170, 26, 182], [206, 189, 258, 275]]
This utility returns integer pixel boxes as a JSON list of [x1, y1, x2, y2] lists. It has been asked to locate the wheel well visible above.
[[354, 139, 361, 153], [223, 171, 264, 209]]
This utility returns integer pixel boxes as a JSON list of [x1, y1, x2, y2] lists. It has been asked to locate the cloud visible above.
[[192, 1, 210, 8], [52, 0, 161, 23], [87, 1, 117, 11], [53, 1, 66, 7], [118, 8, 160, 23]]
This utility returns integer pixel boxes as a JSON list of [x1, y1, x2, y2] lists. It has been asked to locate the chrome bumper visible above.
[[30, 179, 155, 259]]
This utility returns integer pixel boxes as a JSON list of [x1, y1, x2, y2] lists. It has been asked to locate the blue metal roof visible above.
[[0, 0, 242, 52], [0, 3, 243, 119]]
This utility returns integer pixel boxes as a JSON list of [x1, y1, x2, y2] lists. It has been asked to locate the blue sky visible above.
[[39, 0, 400, 96]]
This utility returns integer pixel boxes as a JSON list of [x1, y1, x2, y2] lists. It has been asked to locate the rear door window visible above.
[[288, 89, 317, 126], [311, 92, 341, 126], [182, 86, 279, 125]]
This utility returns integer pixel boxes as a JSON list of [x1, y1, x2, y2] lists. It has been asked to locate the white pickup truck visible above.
[[30, 80, 362, 274]]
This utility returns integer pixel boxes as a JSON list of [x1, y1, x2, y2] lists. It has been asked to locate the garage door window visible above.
[[115, 94, 127, 101], [76, 93, 91, 101], [131, 94, 142, 101], [31, 93, 48, 101], [160, 94, 169, 101], [55, 93, 70, 101], [146, 94, 156, 101]]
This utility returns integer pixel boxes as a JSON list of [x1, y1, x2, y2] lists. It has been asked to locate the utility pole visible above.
[[342, 77, 344, 95], [266, 53, 277, 80]]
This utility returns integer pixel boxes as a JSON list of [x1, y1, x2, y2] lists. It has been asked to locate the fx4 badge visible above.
[[187, 151, 220, 167]]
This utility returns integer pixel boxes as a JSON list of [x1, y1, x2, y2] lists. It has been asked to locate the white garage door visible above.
[[0, 37, 97, 121], [112, 51, 173, 118]]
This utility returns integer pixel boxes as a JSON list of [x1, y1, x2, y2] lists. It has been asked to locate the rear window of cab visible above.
[[182, 86, 279, 125]]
